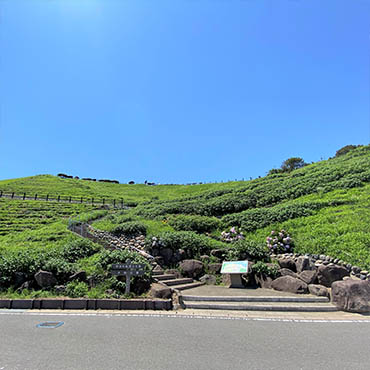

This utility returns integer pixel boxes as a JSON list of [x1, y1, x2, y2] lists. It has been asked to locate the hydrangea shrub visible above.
[[266, 229, 293, 253]]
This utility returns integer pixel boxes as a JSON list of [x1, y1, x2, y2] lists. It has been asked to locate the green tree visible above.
[[335, 145, 359, 157], [281, 157, 307, 172]]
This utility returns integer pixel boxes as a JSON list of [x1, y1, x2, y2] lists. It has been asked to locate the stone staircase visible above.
[[179, 294, 338, 312], [152, 268, 204, 291]]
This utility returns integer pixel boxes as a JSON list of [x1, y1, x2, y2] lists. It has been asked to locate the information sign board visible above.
[[220, 261, 249, 274]]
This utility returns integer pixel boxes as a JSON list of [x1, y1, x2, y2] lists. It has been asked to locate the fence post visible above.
[[23, 193, 26, 200], [0, 191, 2, 197], [81, 197, 83, 203], [121, 199, 123, 208], [11, 192, 15, 199], [69, 196, 71, 203], [34, 194, 37, 200], [46, 194, 49, 201], [113, 199, 116, 208], [58, 195, 60, 202], [102, 198, 105, 205]]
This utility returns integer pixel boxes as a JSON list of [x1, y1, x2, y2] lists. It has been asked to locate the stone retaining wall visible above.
[[0, 298, 172, 310]]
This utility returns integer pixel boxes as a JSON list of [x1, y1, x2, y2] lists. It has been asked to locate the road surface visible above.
[[1, 311, 369, 370]]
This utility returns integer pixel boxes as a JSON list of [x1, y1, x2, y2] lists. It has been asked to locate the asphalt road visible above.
[[1, 312, 370, 370]]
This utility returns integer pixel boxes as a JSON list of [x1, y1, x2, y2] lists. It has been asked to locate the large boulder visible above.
[[13, 272, 27, 288], [179, 260, 204, 279], [199, 274, 217, 285], [296, 256, 315, 273], [208, 263, 222, 275], [255, 273, 273, 289], [150, 283, 172, 299], [271, 276, 308, 294], [299, 270, 318, 285], [317, 265, 350, 287], [308, 284, 329, 298], [34, 270, 57, 288], [331, 280, 370, 313], [69, 271, 87, 282], [160, 248, 173, 265], [279, 268, 298, 278], [278, 258, 296, 272]]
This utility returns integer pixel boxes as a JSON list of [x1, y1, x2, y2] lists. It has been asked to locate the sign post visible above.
[[111, 259, 145, 295], [220, 261, 249, 288]]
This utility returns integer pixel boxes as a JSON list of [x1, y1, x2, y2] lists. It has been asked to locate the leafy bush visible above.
[[222, 201, 349, 232], [226, 240, 269, 262], [112, 221, 147, 237], [168, 214, 221, 233], [42, 257, 77, 282], [65, 281, 89, 298], [252, 261, 279, 278], [60, 239, 100, 263], [148, 231, 226, 258], [266, 230, 294, 253], [335, 145, 359, 157]]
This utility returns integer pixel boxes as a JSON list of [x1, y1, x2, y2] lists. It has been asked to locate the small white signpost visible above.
[[111, 259, 145, 295], [221, 261, 249, 288]]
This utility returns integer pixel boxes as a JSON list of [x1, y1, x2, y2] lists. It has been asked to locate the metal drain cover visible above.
[[36, 321, 64, 329]]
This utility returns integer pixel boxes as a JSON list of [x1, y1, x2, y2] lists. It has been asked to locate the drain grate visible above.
[[36, 321, 64, 329]]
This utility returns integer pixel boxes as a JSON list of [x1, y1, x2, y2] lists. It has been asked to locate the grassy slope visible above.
[[0, 175, 247, 203], [0, 145, 369, 268]]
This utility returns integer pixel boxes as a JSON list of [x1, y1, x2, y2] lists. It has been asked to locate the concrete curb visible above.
[[180, 295, 330, 303], [0, 298, 172, 311]]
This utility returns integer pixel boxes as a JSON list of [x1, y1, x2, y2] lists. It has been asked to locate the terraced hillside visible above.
[[0, 145, 369, 269]]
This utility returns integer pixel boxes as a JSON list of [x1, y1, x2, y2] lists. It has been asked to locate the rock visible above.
[[299, 270, 318, 285], [222, 274, 231, 286], [278, 258, 297, 272], [34, 270, 57, 288], [55, 285, 66, 294], [296, 256, 315, 273], [317, 265, 350, 287], [150, 283, 172, 299], [173, 249, 186, 263], [13, 272, 27, 288], [19, 280, 35, 291], [200, 255, 210, 262], [159, 248, 173, 265], [69, 271, 87, 282], [199, 274, 217, 285], [308, 284, 329, 297], [208, 263, 222, 275], [255, 273, 273, 289], [179, 260, 204, 279], [331, 280, 370, 313], [210, 249, 227, 260], [271, 276, 308, 294], [279, 268, 298, 278]]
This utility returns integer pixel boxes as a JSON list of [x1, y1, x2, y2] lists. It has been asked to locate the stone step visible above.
[[161, 278, 194, 286], [152, 270, 165, 276], [154, 274, 177, 281], [171, 282, 205, 291], [182, 301, 338, 312], [181, 295, 330, 303]]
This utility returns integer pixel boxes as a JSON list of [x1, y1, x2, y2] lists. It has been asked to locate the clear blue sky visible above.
[[1, 0, 369, 184]]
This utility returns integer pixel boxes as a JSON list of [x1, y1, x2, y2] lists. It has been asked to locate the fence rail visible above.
[[0, 190, 128, 209]]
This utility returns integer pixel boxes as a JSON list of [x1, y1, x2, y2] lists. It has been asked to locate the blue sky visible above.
[[1, 0, 369, 184]]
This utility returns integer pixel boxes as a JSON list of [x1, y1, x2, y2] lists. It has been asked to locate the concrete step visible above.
[[181, 295, 330, 303], [171, 282, 205, 291], [154, 274, 177, 281], [182, 301, 338, 312], [161, 278, 194, 286], [152, 270, 165, 276]]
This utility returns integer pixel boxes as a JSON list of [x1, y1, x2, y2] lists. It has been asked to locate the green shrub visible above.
[[168, 214, 221, 233], [112, 221, 147, 237], [60, 239, 100, 263], [148, 231, 227, 258], [65, 281, 89, 298], [42, 257, 77, 282], [252, 261, 279, 278], [226, 240, 269, 262]]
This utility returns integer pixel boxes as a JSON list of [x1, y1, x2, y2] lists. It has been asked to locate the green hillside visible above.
[[0, 145, 369, 270]]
